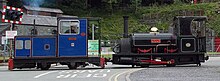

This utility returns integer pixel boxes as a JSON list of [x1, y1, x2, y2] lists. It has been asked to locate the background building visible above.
[[0, 1, 65, 60], [23, 5, 63, 17]]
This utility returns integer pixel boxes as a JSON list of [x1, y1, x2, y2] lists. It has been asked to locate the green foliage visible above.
[[103, 0, 118, 3], [130, 0, 142, 13], [43, 1, 220, 38], [7, 0, 23, 7], [7, 0, 220, 38], [137, 2, 218, 33]]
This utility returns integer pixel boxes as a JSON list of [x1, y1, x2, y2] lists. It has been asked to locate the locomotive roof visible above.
[[174, 16, 207, 21], [22, 15, 57, 26], [24, 6, 63, 14]]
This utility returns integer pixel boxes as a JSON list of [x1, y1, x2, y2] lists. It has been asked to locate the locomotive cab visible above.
[[172, 16, 207, 53], [58, 18, 87, 57]]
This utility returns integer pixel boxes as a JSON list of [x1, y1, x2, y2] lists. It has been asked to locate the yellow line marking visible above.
[[115, 69, 143, 81], [114, 70, 131, 81], [108, 71, 121, 81], [125, 69, 140, 81]]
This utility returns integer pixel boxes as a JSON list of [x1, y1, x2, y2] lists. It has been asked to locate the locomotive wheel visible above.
[[37, 63, 41, 69], [40, 63, 51, 70], [197, 63, 201, 66], [68, 63, 77, 69], [132, 64, 135, 68], [140, 65, 149, 68], [166, 64, 176, 67]]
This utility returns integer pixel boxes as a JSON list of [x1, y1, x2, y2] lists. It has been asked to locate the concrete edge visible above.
[[0, 63, 8, 66]]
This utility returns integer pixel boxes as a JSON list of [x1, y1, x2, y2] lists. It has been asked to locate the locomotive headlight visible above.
[[186, 43, 191, 47]]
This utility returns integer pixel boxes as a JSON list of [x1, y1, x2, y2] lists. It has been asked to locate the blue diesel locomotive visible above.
[[8, 17, 105, 70]]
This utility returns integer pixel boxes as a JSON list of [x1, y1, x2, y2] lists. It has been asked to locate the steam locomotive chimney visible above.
[[123, 16, 129, 38]]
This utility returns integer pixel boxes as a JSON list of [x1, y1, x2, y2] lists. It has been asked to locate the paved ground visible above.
[[0, 57, 220, 81], [0, 62, 142, 81], [130, 57, 220, 81]]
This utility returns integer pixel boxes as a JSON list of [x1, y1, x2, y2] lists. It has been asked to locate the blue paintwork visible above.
[[15, 37, 31, 57], [32, 37, 56, 57], [58, 19, 87, 57], [14, 18, 88, 58]]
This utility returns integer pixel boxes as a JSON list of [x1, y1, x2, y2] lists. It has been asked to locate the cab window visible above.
[[60, 20, 80, 34]]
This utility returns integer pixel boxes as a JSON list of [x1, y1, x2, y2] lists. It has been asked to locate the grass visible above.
[[99, 2, 219, 39]]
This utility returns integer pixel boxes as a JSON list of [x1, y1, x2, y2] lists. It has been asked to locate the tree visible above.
[[131, 0, 142, 13], [7, 0, 23, 7], [181, 0, 192, 3], [102, 0, 119, 14], [88, 0, 102, 8]]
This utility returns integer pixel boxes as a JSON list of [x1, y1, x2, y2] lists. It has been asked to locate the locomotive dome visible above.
[[150, 27, 158, 32]]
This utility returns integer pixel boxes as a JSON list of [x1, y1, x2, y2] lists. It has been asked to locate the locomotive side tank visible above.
[[131, 33, 177, 53], [112, 16, 209, 67]]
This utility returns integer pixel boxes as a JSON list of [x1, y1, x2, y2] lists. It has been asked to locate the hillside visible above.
[[98, 2, 219, 39], [7, 0, 220, 40]]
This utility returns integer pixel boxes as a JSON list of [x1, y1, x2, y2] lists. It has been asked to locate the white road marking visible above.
[[57, 75, 65, 78], [73, 70, 80, 73], [93, 74, 107, 77], [56, 74, 108, 78], [70, 74, 77, 78], [35, 69, 111, 79], [107, 70, 111, 72], [34, 71, 58, 78], [66, 70, 73, 73], [88, 70, 98, 73], [86, 74, 92, 77], [64, 74, 71, 78], [99, 70, 104, 72], [56, 69, 111, 78]]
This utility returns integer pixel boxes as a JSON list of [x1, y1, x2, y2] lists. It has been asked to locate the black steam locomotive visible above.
[[112, 16, 209, 67]]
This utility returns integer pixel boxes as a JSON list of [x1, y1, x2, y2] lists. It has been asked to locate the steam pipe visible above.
[[123, 16, 129, 38], [34, 19, 35, 30], [31, 19, 37, 35], [33, 19, 36, 35]]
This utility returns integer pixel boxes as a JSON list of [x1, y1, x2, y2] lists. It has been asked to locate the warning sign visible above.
[[6, 31, 17, 39], [1, 36, 7, 44], [88, 40, 99, 57]]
